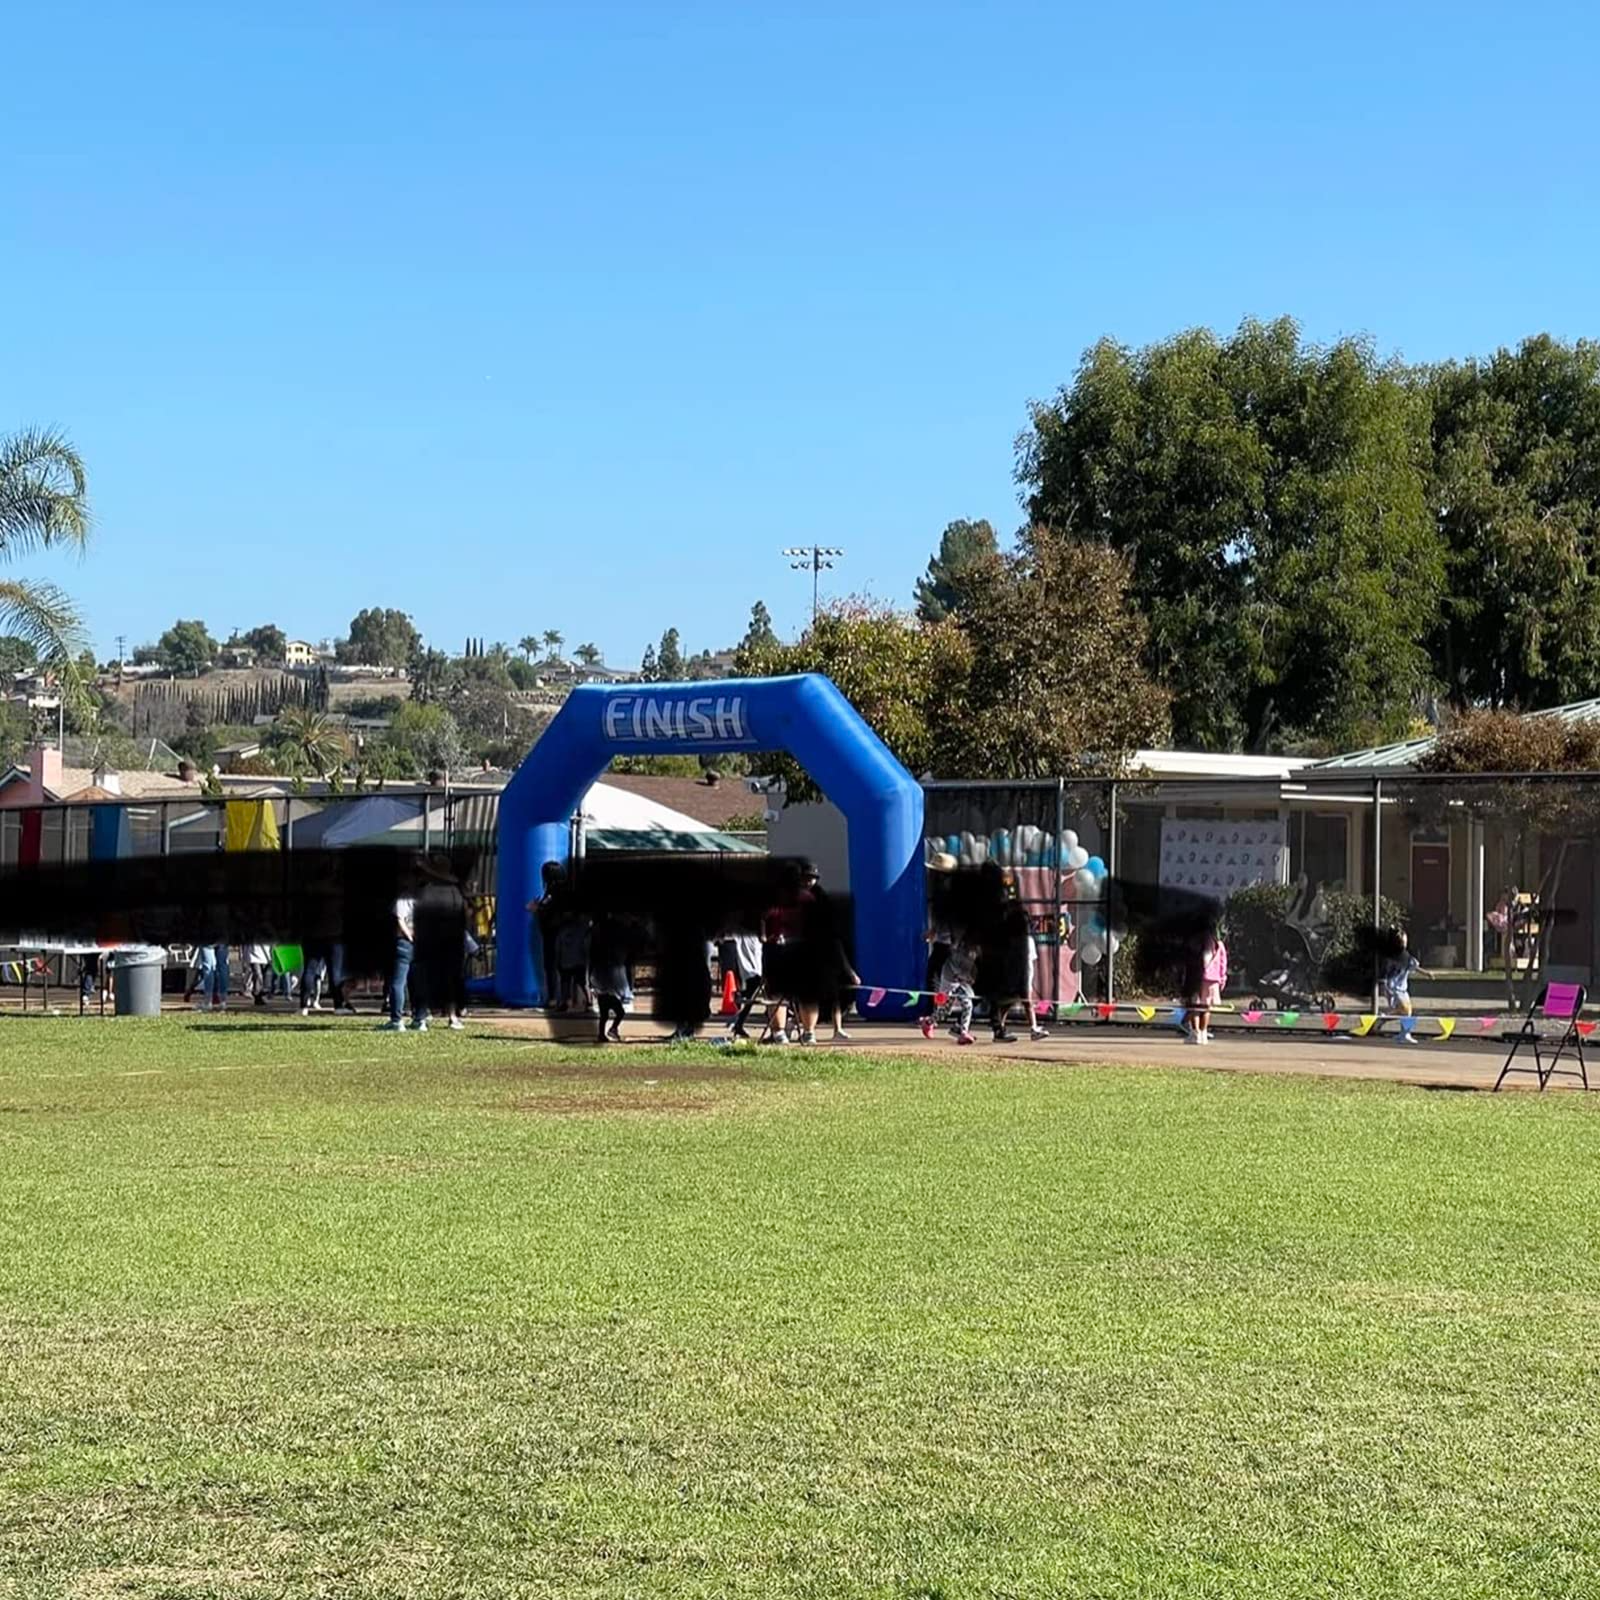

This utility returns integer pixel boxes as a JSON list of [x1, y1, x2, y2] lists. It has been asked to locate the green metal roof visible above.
[[1305, 735, 1437, 771], [1308, 697, 1600, 773]]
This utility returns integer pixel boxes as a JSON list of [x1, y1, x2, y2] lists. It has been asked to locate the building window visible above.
[[1290, 811, 1349, 893]]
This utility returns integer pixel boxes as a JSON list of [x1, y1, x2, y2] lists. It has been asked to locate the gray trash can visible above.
[[111, 948, 165, 1018]]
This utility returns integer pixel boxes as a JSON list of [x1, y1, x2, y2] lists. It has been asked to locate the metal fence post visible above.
[[1106, 779, 1118, 1005], [1052, 778, 1065, 1005], [1371, 776, 1383, 1013]]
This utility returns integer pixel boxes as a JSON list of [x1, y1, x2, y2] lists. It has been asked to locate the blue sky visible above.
[[7, 0, 1597, 667]]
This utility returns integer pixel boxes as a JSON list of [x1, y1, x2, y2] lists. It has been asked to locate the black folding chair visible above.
[[1495, 982, 1589, 1092]]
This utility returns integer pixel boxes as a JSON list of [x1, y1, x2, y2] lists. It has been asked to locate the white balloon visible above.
[[1066, 846, 1089, 871], [1073, 867, 1097, 898], [971, 837, 988, 865], [1078, 940, 1104, 967], [1107, 931, 1121, 954], [1062, 829, 1079, 852], [960, 831, 976, 863]]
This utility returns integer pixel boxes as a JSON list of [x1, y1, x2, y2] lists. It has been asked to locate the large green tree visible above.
[[241, 623, 287, 662], [948, 531, 1170, 778], [0, 635, 39, 680], [736, 601, 972, 799], [914, 518, 998, 622], [0, 427, 91, 669], [740, 601, 778, 654], [1427, 336, 1600, 711], [384, 701, 465, 776], [656, 627, 684, 680], [157, 618, 217, 676], [337, 607, 422, 670], [1018, 317, 1443, 752]]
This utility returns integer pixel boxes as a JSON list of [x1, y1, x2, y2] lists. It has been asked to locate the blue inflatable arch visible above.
[[495, 674, 925, 1009]]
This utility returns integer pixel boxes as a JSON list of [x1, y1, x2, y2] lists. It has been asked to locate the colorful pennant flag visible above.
[[1578, 1021, 1597, 1039], [1350, 1014, 1377, 1037], [1277, 1011, 1301, 1027], [1062, 1002, 1084, 1016], [1436, 1017, 1456, 1040], [934, 991, 949, 1007], [1478, 1017, 1499, 1032], [1399, 1016, 1417, 1035], [1137, 1006, 1157, 1022], [867, 987, 886, 1007], [1170, 1007, 1187, 1026], [1322, 1011, 1342, 1031], [1096, 1004, 1116, 1020], [1242, 1010, 1264, 1024]]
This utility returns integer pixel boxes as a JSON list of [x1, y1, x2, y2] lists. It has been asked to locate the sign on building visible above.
[[1159, 818, 1287, 898]]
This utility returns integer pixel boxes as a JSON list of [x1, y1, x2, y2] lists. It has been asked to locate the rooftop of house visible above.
[[1308, 696, 1600, 774], [598, 772, 762, 830]]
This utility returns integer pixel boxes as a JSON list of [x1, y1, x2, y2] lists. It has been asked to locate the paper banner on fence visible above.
[[1322, 1012, 1342, 1032], [867, 988, 886, 1007], [1277, 1011, 1301, 1027], [1436, 1017, 1456, 1041], [1350, 1014, 1377, 1037], [1137, 1006, 1157, 1022], [1242, 1010, 1264, 1024]]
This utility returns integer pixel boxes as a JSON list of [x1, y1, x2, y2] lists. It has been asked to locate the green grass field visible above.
[[3, 1018, 1600, 1598]]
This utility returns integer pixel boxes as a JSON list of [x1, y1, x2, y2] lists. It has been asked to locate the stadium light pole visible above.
[[782, 546, 845, 623]]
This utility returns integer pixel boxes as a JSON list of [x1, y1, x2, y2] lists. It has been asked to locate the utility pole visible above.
[[782, 546, 845, 623], [115, 634, 126, 686]]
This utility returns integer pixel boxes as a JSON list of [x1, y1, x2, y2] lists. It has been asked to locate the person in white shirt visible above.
[[380, 896, 421, 1031]]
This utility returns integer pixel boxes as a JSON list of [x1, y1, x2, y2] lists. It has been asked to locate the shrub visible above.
[[1223, 883, 1407, 997]]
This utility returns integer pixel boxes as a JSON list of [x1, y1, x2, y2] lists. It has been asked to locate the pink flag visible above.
[[867, 987, 886, 1007], [1242, 1010, 1264, 1024]]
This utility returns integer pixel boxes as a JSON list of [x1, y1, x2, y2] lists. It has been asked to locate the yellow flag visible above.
[[1137, 1006, 1156, 1022], [1436, 1017, 1456, 1041], [225, 799, 281, 852], [1350, 1014, 1377, 1037]]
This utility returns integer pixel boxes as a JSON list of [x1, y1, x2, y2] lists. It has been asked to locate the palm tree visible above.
[[0, 427, 91, 666], [575, 642, 602, 667], [518, 634, 540, 662], [276, 707, 348, 778], [542, 628, 564, 661]]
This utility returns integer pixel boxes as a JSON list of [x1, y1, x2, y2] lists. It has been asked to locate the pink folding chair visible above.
[[1495, 982, 1589, 1092]]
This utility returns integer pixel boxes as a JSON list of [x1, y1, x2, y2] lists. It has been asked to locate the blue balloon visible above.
[[946, 835, 962, 860], [1086, 855, 1107, 878]]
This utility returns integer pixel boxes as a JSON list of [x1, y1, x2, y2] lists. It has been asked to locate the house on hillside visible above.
[[283, 640, 319, 668]]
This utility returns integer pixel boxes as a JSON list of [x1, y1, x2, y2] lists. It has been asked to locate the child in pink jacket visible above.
[[1189, 931, 1228, 1045]]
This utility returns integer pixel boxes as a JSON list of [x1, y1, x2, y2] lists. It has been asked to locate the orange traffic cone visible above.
[[720, 969, 739, 1015]]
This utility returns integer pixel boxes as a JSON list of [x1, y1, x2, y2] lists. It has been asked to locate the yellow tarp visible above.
[[224, 800, 281, 852]]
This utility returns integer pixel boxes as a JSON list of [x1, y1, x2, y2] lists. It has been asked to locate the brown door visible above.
[[1411, 843, 1450, 934]]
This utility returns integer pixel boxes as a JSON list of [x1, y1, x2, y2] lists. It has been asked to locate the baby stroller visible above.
[[1248, 923, 1334, 1013]]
